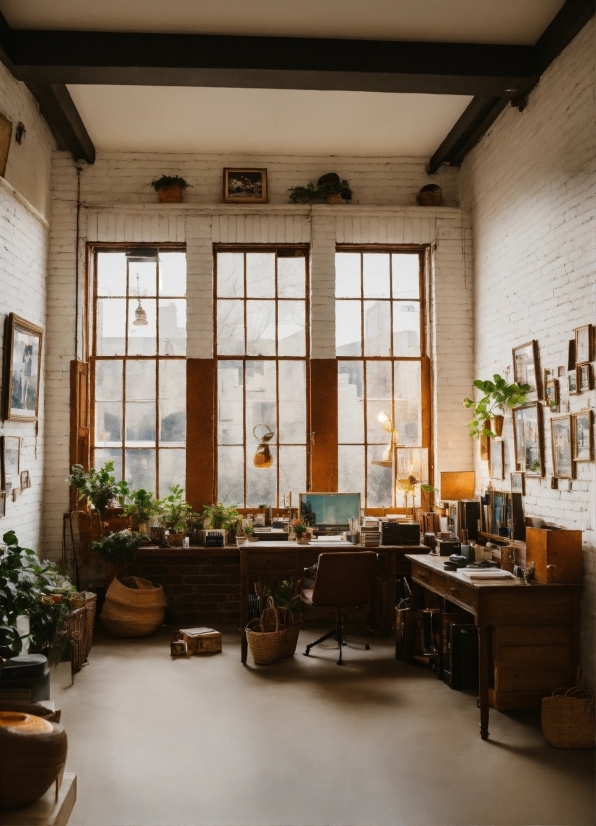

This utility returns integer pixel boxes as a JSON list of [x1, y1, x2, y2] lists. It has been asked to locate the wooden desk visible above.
[[0, 774, 76, 826], [240, 541, 429, 663], [406, 554, 581, 740]]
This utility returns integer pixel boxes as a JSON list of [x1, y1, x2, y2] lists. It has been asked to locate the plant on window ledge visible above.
[[125, 488, 160, 532], [158, 485, 197, 534], [463, 375, 530, 438], [68, 462, 119, 518], [200, 502, 240, 531]]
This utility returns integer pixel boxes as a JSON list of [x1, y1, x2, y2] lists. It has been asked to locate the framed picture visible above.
[[512, 402, 543, 476], [20, 470, 30, 490], [557, 366, 565, 378], [568, 371, 578, 395], [1, 435, 20, 489], [577, 363, 593, 392], [545, 378, 559, 411], [0, 489, 5, 517], [3, 314, 44, 421], [575, 324, 593, 365], [489, 440, 504, 480], [223, 168, 268, 203], [551, 416, 573, 479], [0, 112, 12, 177], [568, 339, 576, 371], [510, 471, 525, 495], [573, 411, 593, 461], [512, 340, 540, 397]]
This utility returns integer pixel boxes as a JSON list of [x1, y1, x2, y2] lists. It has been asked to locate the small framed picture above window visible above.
[[574, 324, 593, 365], [512, 340, 540, 397], [551, 416, 573, 479], [223, 168, 268, 204], [577, 363, 593, 393], [572, 411, 593, 462]]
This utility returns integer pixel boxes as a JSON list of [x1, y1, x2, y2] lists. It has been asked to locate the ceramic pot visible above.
[[157, 184, 183, 203], [0, 712, 67, 810], [492, 415, 504, 437]]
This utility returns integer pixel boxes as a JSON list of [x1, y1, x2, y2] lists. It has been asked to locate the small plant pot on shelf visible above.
[[158, 185, 183, 203], [492, 415, 504, 437], [325, 192, 343, 204], [167, 532, 185, 547]]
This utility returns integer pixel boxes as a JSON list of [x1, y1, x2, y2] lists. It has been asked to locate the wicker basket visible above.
[[100, 576, 166, 637], [82, 591, 97, 659], [261, 600, 303, 658], [67, 606, 86, 674], [541, 672, 595, 749], [246, 602, 289, 665]]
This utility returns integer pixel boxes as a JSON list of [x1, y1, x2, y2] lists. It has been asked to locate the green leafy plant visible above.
[[243, 524, 254, 537], [114, 480, 131, 508], [125, 488, 160, 523], [158, 485, 197, 533], [201, 502, 239, 531], [288, 178, 352, 204], [150, 175, 191, 191], [68, 462, 119, 516], [0, 531, 75, 655], [291, 518, 308, 537], [256, 577, 302, 615], [463, 375, 530, 438], [91, 530, 143, 566]]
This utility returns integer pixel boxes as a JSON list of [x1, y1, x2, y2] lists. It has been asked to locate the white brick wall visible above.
[[460, 19, 596, 687], [0, 67, 54, 551]]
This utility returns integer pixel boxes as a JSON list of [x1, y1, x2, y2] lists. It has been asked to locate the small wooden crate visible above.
[[526, 527, 583, 583], [177, 627, 222, 654]]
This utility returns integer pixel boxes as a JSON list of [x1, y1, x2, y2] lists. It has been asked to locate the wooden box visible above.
[[525, 527, 583, 583], [178, 627, 222, 654]]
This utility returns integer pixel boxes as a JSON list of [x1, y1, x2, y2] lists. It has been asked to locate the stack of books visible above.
[[360, 525, 381, 547]]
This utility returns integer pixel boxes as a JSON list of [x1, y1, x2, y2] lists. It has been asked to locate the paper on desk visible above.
[[311, 535, 345, 543], [460, 569, 514, 579]]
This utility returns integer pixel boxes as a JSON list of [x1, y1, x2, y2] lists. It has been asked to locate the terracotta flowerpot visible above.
[[325, 192, 343, 204], [157, 185, 183, 203], [492, 415, 504, 437], [296, 536, 310, 544], [0, 712, 67, 810]]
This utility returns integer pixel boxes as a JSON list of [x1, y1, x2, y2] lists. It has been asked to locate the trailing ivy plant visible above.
[[463, 375, 530, 438]]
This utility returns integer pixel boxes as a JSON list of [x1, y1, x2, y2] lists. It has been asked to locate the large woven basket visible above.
[[246, 602, 288, 665], [261, 600, 303, 658], [101, 576, 166, 637], [541, 672, 595, 749]]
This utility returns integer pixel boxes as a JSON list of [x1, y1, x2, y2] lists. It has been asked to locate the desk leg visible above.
[[240, 574, 249, 664], [478, 626, 490, 740]]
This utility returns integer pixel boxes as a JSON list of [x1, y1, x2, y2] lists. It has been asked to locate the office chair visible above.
[[300, 551, 377, 665]]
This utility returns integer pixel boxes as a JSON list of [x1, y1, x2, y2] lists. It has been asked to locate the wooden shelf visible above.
[[0, 774, 76, 826]]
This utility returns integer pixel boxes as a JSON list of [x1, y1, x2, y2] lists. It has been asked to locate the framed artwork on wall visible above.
[[512, 402, 543, 476], [577, 363, 593, 392], [223, 168, 268, 203], [575, 324, 593, 365], [512, 340, 540, 397], [510, 471, 525, 495], [551, 416, 573, 479], [20, 470, 31, 490], [0, 111, 12, 177], [3, 314, 44, 421], [545, 378, 559, 412], [1, 435, 20, 490], [568, 371, 578, 395], [572, 411, 593, 461], [489, 439, 504, 480]]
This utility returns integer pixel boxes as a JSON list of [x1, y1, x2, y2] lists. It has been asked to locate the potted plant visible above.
[[68, 462, 120, 536], [463, 375, 530, 438], [289, 173, 352, 204], [291, 519, 309, 544], [150, 175, 191, 203], [124, 488, 160, 536], [243, 524, 257, 543], [91, 530, 144, 582], [158, 485, 197, 546], [200, 503, 240, 544]]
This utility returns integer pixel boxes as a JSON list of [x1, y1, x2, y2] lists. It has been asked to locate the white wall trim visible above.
[[0, 175, 50, 229]]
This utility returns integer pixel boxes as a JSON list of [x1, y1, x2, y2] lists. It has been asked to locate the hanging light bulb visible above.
[[253, 424, 275, 469], [133, 274, 148, 326]]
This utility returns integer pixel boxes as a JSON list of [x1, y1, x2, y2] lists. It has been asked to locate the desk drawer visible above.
[[412, 563, 433, 585], [431, 573, 477, 614], [248, 551, 296, 570]]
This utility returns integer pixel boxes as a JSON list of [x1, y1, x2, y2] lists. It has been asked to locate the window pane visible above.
[[126, 360, 155, 400], [363, 253, 390, 298], [217, 253, 244, 298], [218, 446, 244, 505], [129, 261, 157, 298], [125, 449, 156, 493], [246, 252, 275, 298], [394, 361, 422, 446], [338, 361, 364, 444], [96, 299, 126, 356], [95, 360, 123, 401], [159, 449, 185, 498], [126, 361, 156, 446], [246, 361, 276, 441], [159, 252, 186, 296], [278, 301, 305, 356], [392, 301, 420, 356], [97, 253, 126, 296], [94, 448, 122, 481], [368, 445, 393, 507], [278, 257, 305, 298], [336, 300, 361, 356], [363, 301, 391, 356], [335, 253, 360, 298], [128, 298, 156, 355], [392, 254, 420, 298], [159, 299, 186, 355], [246, 300, 275, 356], [218, 361, 243, 445], [366, 361, 393, 444], [339, 445, 365, 503], [247, 446, 277, 507], [278, 446, 306, 503], [159, 360, 186, 446], [278, 361, 306, 443], [95, 402, 122, 447], [217, 300, 245, 355]]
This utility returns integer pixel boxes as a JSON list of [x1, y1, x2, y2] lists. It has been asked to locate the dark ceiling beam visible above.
[[26, 82, 95, 163], [4, 29, 537, 97], [428, 0, 595, 171]]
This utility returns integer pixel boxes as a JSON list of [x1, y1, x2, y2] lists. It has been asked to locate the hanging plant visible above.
[[463, 375, 530, 438]]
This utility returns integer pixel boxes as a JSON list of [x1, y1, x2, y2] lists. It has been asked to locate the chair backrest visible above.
[[310, 552, 377, 608]]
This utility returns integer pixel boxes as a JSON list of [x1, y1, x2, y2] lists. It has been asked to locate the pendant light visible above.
[[133, 274, 148, 326], [253, 424, 275, 469]]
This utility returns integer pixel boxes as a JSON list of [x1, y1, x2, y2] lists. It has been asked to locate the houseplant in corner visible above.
[[150, 175, 191, 203], [158, 485, 197, 546], [91, 529, 144, 582], [463, 374, 530, 438], [68, 462, 120, 539]]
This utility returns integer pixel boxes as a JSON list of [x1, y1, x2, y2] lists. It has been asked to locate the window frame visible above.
[[213, 244, 311, 508]]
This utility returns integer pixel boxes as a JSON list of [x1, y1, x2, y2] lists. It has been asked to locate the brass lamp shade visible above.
[[440, 471, 475, 500], [253, 443, 273, 469]]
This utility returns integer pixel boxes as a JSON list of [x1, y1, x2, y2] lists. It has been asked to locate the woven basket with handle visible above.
[[541, 670, 595, 749], [246, 601, 287, 665], [260, 597, 303, 658]]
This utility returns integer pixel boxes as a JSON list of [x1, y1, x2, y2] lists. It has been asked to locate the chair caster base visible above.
[[303, 651, 310, 656], [337, 659, 344, 666]]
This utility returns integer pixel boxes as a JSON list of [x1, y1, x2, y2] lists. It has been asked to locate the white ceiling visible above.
[[67, 86, 473, 155], [2, 0, 563, 45]]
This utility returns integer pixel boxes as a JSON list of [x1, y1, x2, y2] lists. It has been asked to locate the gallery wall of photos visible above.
[[485, 324, 594, 498]]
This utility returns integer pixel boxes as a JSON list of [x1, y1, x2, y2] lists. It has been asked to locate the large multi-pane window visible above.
[[91, 248, 187, 495], [215, 248, 309, 507], [336, 249, 426, 507]]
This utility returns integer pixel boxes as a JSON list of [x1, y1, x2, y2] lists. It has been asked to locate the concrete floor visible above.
[[52, 626, 595, 826]]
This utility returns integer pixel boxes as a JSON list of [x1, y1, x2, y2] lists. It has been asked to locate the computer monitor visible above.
[[298, 492, 361, 531]]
